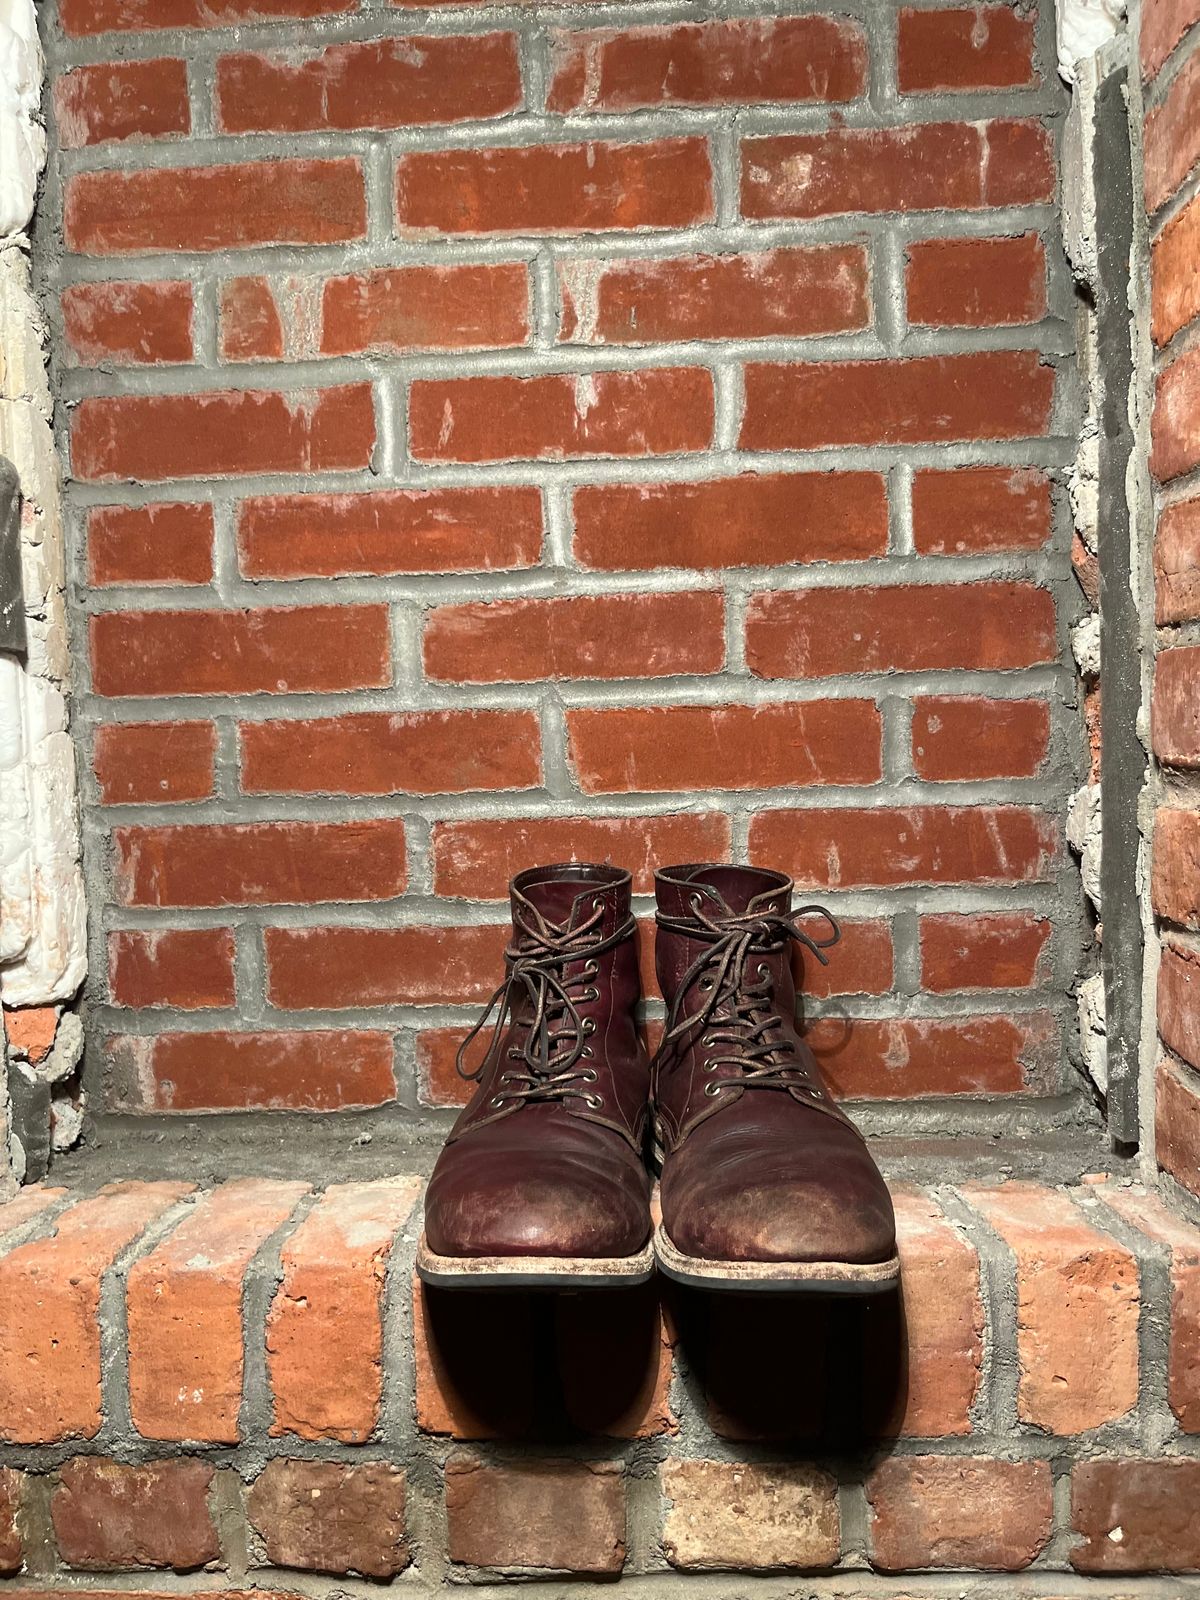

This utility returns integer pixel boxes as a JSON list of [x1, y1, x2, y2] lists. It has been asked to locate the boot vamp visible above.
[[425, 1104, 652, 1260], [660, 1095, 896, 1265]]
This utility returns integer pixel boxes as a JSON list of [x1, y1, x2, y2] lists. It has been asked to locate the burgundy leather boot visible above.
[[652, 863, 898, 1292], [418, 863, 653, 1288]]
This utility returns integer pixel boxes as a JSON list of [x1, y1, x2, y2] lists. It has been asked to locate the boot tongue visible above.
[[512, 866, 628, 933], [674, 865, 791, 919]]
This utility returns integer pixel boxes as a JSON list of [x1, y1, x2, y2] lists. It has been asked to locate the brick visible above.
[[802, 919, 893, 999], [445, 1456, 625, 1573], [912, 696, 1051, 780], [574, 472, 887, 570], [880, 1189, 982, 1436], [61, 0, 354, 33], [1151, 347, 1200, 481], [558, 246, 868, 344], [268, 1178, 420, 1443], [94, 722, 216, 805], [807, 1013, 1057, 1098], [867, 1456, 1051, 1571], [219, 278, 282, 361], [62, 281, 193, 365], [410, 369, 712, 462], [920, 913, 1052, 992], [109, 928, 235, 1010], [906, 234, 1046, 326], [417, 1028, 477, 1107], [0, 1469, 21, 1573], [1142, 0, 1200, 78], [567, 701, 881, 793], [127, 1179, 308, 1442], [432, 813, 731, 900], [747, 582, 1055, 677], [87, 503, 214, 588], [1154, 646, 1200, 765], [66, 159, 365, 256], [396, 139, 712, 235], [72, 384, 374, 482], [52, 1458, 218, 1571], [322, 264, 528, 355], [92, 605, 388, 698], [265, 923, 510, 1009], [1071, 1459, 1200, 1572], [5, 1007, 59, 1064], [662, 1460, 838, 1571], [556, 1286, 675, 1438], [1152, 192, 1200, 345], [898, 6, 1036, 91], [1152, 808, 1200, 927], [0, 1182, 190, 1444], [912, 466, 1052, 555], [55, 59, 189, 147], [218, 35, 519, 133], [107, 1031, 397, 1115], [1145, 51, 1200, 211], [0, 1188, 66, 1244], [750, 805, 1058, 887], [413, 1274, 538, 1437], [741, 120, 1053, 218], [548, 17, 866, 111], [965, 1183, 1139, 1432], [113, 819, 407, 907], [249, 1459, 407, 1577], [741, 353, 1054, 449], [241, 710, 541, 796], [426, 592, 724, 683], [238, 487, 542, 578], [1096, 1185, 1200, 1432], [1156, 497, 1200, 622], [1161, 939, 1200, 1071], [1157, 1056, 1200, 1199]]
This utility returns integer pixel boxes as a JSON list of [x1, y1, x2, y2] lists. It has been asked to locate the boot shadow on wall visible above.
[[416, 1276, 907, 1449]]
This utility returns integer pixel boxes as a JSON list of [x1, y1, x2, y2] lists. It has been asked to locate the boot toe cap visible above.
[[425, 1137, 650, 1260], [662, 1114, 896, 1266]]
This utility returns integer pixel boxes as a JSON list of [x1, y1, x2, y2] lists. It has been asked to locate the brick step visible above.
[[0, 1177, 1197, 1583]]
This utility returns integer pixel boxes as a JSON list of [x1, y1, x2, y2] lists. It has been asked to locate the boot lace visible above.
[[658, 897, 840, 1098], [456, 898, 634, 1111]]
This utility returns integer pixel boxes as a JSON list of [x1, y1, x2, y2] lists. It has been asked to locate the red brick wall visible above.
[[46, 0, 1079, 1121], [1144, 0, 1200, 1197]]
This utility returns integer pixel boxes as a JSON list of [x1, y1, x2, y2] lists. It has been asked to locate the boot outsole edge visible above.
[[653, 1223, 900, 1295], [416, 1232, 655, 1290]]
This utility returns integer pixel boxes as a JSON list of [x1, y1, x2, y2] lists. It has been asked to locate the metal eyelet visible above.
[[581, 1045, 594, 1059], [582, 1017, 596, 1035], [699, 977, 714, 992], [490, 1095, 506, 1108], [582, 1067, 598, 1082], [584, 1092, 603, 1109], [592, 897, 606, 911], [689, 894, 703, 913], [756, 963, 770, 980], [704, 1081, 722, 1097], [582, 987, 600, 1001]]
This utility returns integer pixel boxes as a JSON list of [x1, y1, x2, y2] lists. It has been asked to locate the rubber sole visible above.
[[416, 1232, 655, 1290], [654, 1223, 900, 1295]]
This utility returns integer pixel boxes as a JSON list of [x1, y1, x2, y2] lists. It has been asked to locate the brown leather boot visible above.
[[418, 863, 654, 1288], [651, 863, 898, 1293]]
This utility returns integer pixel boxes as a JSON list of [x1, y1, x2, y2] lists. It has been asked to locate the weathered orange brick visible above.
[[4, 1006, 58, 1064], [95, 722, 217, 807], [445, 1455, 625, 1573], [661, 1460, 839, 1570], [413, 1274, 537, 1438], [1155, 497, 1200, 623], [912, 466, 1052, 555], [55, 58, 189, 147], [1096, 1185, 1200, 1432], [0, 1183, 190, 1444], [248, 1459, 408, 1577], [1071, 1458, 1200, 1572], [868, 1456, 1052, 1571], [881, 1188, 983, 1437], [108, 928, 235, 1010], [87, 503, 214, 588], [265, 923, 508, 1010], [1151, 191, 1200, 346], [920, 913, 1052, 992], [62, 281, 193, 365], [1156, 1055, 1200, 1200], [268, 1179, 420, 1442], [0, 1468, 21, 1573], [965, 1183, 1139, 1432], [127, 1179, 308, 1442], [898, 5, 1036, 91], [1158, 938, 1200, 1071], [52, 1458, 218, 1570]]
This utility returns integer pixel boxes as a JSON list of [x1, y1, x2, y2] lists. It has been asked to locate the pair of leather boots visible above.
[[418, 862, 898, 1293]]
